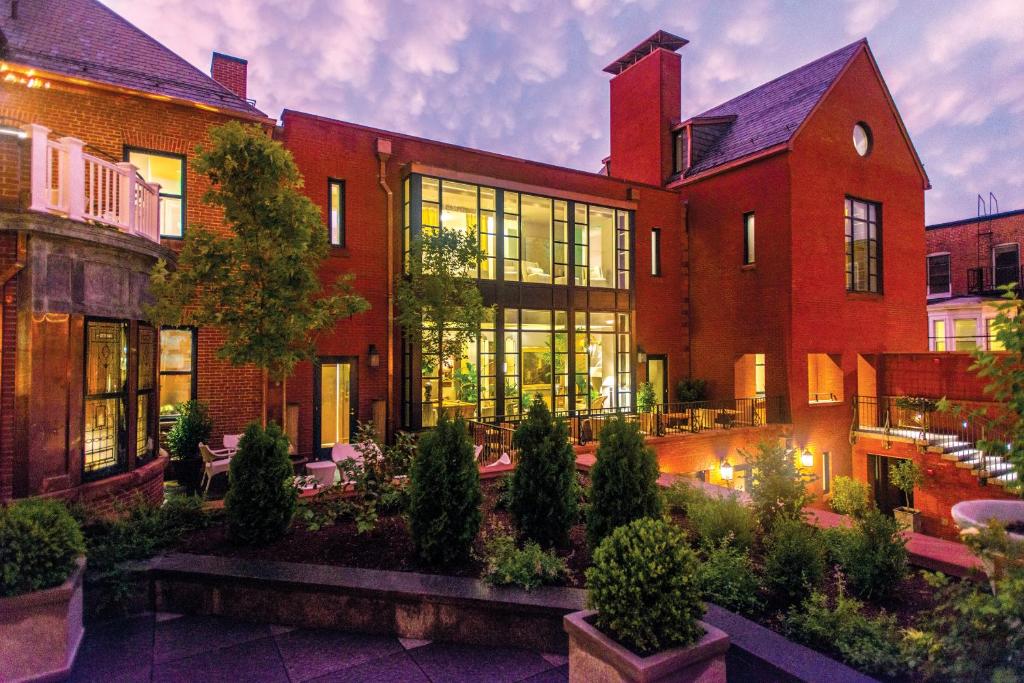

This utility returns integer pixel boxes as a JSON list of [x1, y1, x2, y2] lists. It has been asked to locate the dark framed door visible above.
[[646, 355, 668, 405], [868, 454, 909, 515], [313, 357, 358, 461]]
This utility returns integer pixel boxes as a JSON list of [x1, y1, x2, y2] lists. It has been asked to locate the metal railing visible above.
[[852, 395, 1013, 481], [967, 265, 1022, 294], [27, 124, 160, 242]]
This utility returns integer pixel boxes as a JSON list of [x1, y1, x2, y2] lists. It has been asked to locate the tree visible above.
[[509, 399, 578, 547], [146, 122, 368, 419], [396, 228, 493, 369], [745, 440, 815, 531]]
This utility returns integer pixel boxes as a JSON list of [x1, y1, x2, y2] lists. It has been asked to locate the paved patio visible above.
[[70, 612, 568, 682]]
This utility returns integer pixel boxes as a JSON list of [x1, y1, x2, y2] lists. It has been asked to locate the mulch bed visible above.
[[180, 476, 594, 587]]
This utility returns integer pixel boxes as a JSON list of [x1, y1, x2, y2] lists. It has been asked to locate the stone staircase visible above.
[[926, 434, 1019, 487]]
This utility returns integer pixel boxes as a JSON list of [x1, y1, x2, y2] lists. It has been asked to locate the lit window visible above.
[[651, 228, 662, 276], [954, 318, 978, 351], [159, 328, 195, 416], [328, 179, 345, 247], [743, 212, 755, 265], [127, 149, 185, 238], [845, 197, 881, 293], [987, 318, 1005, 351], [808, 353, 843, 404], [927, 254, 950, 296], [931, 319, 946, 351], [84, 320, 128, 476], [137, 325, 156, 461]]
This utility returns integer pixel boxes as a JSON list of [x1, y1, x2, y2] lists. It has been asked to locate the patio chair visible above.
[[331, 442, 367, 485], [198, 442, 232, 494], [222, 433, 242, 455]]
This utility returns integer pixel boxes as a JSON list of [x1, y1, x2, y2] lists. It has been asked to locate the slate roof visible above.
[[0, 0, 265, 118], [684, 39, 865, 177]]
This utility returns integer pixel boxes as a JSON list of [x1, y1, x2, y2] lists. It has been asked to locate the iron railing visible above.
[[967, 265, 1022, 294]]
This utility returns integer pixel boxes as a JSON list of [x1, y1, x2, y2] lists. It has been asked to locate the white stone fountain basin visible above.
[[951, 499, 1024, 543]]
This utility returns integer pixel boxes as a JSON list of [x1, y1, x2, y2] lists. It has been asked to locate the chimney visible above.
[[210, 52, 248, 101], [604, 31, 687, 186]]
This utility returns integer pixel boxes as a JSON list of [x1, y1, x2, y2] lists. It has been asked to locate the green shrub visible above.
[[509, 400, 578, 547], [662, 479, 708, 515], [889, 458, 923, 510], [337, 423, 415, 533], [225, 422, 297, 545], [0, 499, 85, 597], [587, 416, 662, 548], [697, 539, 761, 615], [785, 591, 908, 679], [826, 509, 907, 599], [166, 399, 213, 494], [675, 378, 707, 403], [586, 518, 703, 655], [408, 414, 482, 566], [688, 494, 755, 550], [483, 535, 569, 590], [764, 517, 826, 605], [637, 382, 657, 413], [905, 569, 1024, 680], [745, 440, 814, 531], [829, 476, 871, 519]]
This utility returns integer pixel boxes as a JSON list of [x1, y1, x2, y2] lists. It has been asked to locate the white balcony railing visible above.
[[27, 124, 160, 243]]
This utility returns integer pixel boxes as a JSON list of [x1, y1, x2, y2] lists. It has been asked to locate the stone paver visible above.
[[69, 613, 569, 683]]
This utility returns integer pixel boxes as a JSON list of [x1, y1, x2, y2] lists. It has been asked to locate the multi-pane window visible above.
[[420, 177, 497, 280], [954, 318, 978, 351], [927, 254, 950, 296], [137, 325, 155, 461], [845, 197, 880, 293], [671, 129, 686, 174], [573, 203, 631, 289], [159, 328, 195, 416], [127, 149, 185, 238], [932, 319, 946, 351], [651, 228, 662, 276], [328, 179, 345, 247], [987, 318, 1005, 351], [574, 311, 632, 411], [743, 213, 755, 265], [993, 244, 1019, 288], [84, 320, 128, 476]]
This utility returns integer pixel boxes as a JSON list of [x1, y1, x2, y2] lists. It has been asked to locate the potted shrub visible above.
[[165, 399, 213, 495], [894, 396, 938, 432], [0, 499, 87, 682], [890, 458, 924, 532], [565, 518, 729, 682]]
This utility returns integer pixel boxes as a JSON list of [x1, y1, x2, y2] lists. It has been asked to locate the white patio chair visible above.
[[222, 433, 242, 455], [198, 442, 232, 494]]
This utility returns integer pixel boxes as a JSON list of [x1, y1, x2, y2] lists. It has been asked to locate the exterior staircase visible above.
[[928, 435, 1019, 487]]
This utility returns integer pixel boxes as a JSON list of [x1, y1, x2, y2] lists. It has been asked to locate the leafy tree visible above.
[[744, 440, 815, 531], [396, 228, 493, 368], [637, 381, 657, 413], [408, 413, 482, 566], [225, 422, 297, 545], [889, 458, 923, 510], [509, 400, 578, 547], [146, 121, 368, 414], [587, 416, 662, 547], [165, 399, 213, 495]]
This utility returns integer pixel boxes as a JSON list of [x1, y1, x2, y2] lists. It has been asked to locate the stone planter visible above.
[[894, 506, 922, 533], [951, 499, 1024, 543], [564, 610, 728, 683], [0, 557, 86, 682]]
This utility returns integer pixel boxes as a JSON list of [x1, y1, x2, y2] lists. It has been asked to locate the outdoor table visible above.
[[305, 460, 338, 488]]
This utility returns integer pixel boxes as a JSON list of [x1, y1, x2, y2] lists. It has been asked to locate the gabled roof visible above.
[[684, 40, 864, 177], [0, 0, 265, 118]]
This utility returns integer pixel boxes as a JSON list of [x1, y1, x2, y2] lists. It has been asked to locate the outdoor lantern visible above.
[[368, 344, 380, 368], [637, 346, 647, 364], [800, 448, 814, 469], [720, 459, 734, 482]]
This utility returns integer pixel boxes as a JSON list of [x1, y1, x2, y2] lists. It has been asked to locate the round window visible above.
[[853, 123, 872, 157]]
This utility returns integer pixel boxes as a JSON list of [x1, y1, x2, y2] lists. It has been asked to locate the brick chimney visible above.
[[604, 31, 686, 186], [210, 52, 248, 101]]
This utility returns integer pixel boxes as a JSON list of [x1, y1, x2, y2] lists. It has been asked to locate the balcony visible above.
[[966, 265, 1022, 295], [27, 124, 160, 243]]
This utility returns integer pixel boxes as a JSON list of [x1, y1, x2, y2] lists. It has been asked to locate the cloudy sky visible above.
[[104, 0, 1023, 224]]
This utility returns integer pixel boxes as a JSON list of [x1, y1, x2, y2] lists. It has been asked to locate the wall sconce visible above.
[[637, 346, 647, 364], [368, 344, 380, 368], [800, 448, 814, 469], [720, 459, 734, 482]]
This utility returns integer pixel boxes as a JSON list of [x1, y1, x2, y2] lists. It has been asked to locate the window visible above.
[[807, 353, 843, 404], [159, 328, 195, 416], [672, 130, 686, 174], [127, 149, 185, 238], [927, 254, 950, 297], [328, 179, 345, 247], [987, 318, 1005, 351], [734, 353, 765, 399], [743, 212, 755, 265], [137, 326, 156, 461], [845, 197, 881, 293], [852, 123, 872, 157], [993, 243, 1019, 288], [954, 318, 978, 351], [651, 228, 662, 276], [932, 319, 946, 351], [84, 320, 128, 476]]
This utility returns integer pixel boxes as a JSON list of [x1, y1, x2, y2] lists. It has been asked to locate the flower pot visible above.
[[564, 610, 728, 683], [0, 557, 86, 682], [894, 506, 922, 533]]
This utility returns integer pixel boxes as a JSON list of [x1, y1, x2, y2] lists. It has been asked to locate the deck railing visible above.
[[28, 124, 160, 242]]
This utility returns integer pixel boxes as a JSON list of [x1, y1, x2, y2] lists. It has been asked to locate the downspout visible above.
[[376, 139, 394, 439], [682, 199, 692, 379]]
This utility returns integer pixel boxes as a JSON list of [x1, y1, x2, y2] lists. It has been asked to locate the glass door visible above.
[[314, 358, 357, 460], [646, 355, 667, 405]]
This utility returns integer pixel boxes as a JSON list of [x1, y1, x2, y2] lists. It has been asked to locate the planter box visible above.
[[894, 507, 922, 533], [0, 557, 86, 683], [564, 610, 728, 683]]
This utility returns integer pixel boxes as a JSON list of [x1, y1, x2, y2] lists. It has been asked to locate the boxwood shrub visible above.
[[0, 498, 85, 597], [225, 421, 297, 545]]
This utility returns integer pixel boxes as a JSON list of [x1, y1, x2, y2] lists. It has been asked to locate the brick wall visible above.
[[926, 210, 1024, 297], [0, 233, 20, 502]]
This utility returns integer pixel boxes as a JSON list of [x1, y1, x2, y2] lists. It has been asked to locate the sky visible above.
[[103, 0, 1024, 225]]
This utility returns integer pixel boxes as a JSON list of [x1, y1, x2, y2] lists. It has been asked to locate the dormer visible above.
[[671, 115, 737, 176]]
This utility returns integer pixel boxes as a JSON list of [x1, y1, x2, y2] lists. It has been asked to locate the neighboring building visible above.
[[925, 208, 1024, 351], [0, 0, 273, 508]]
